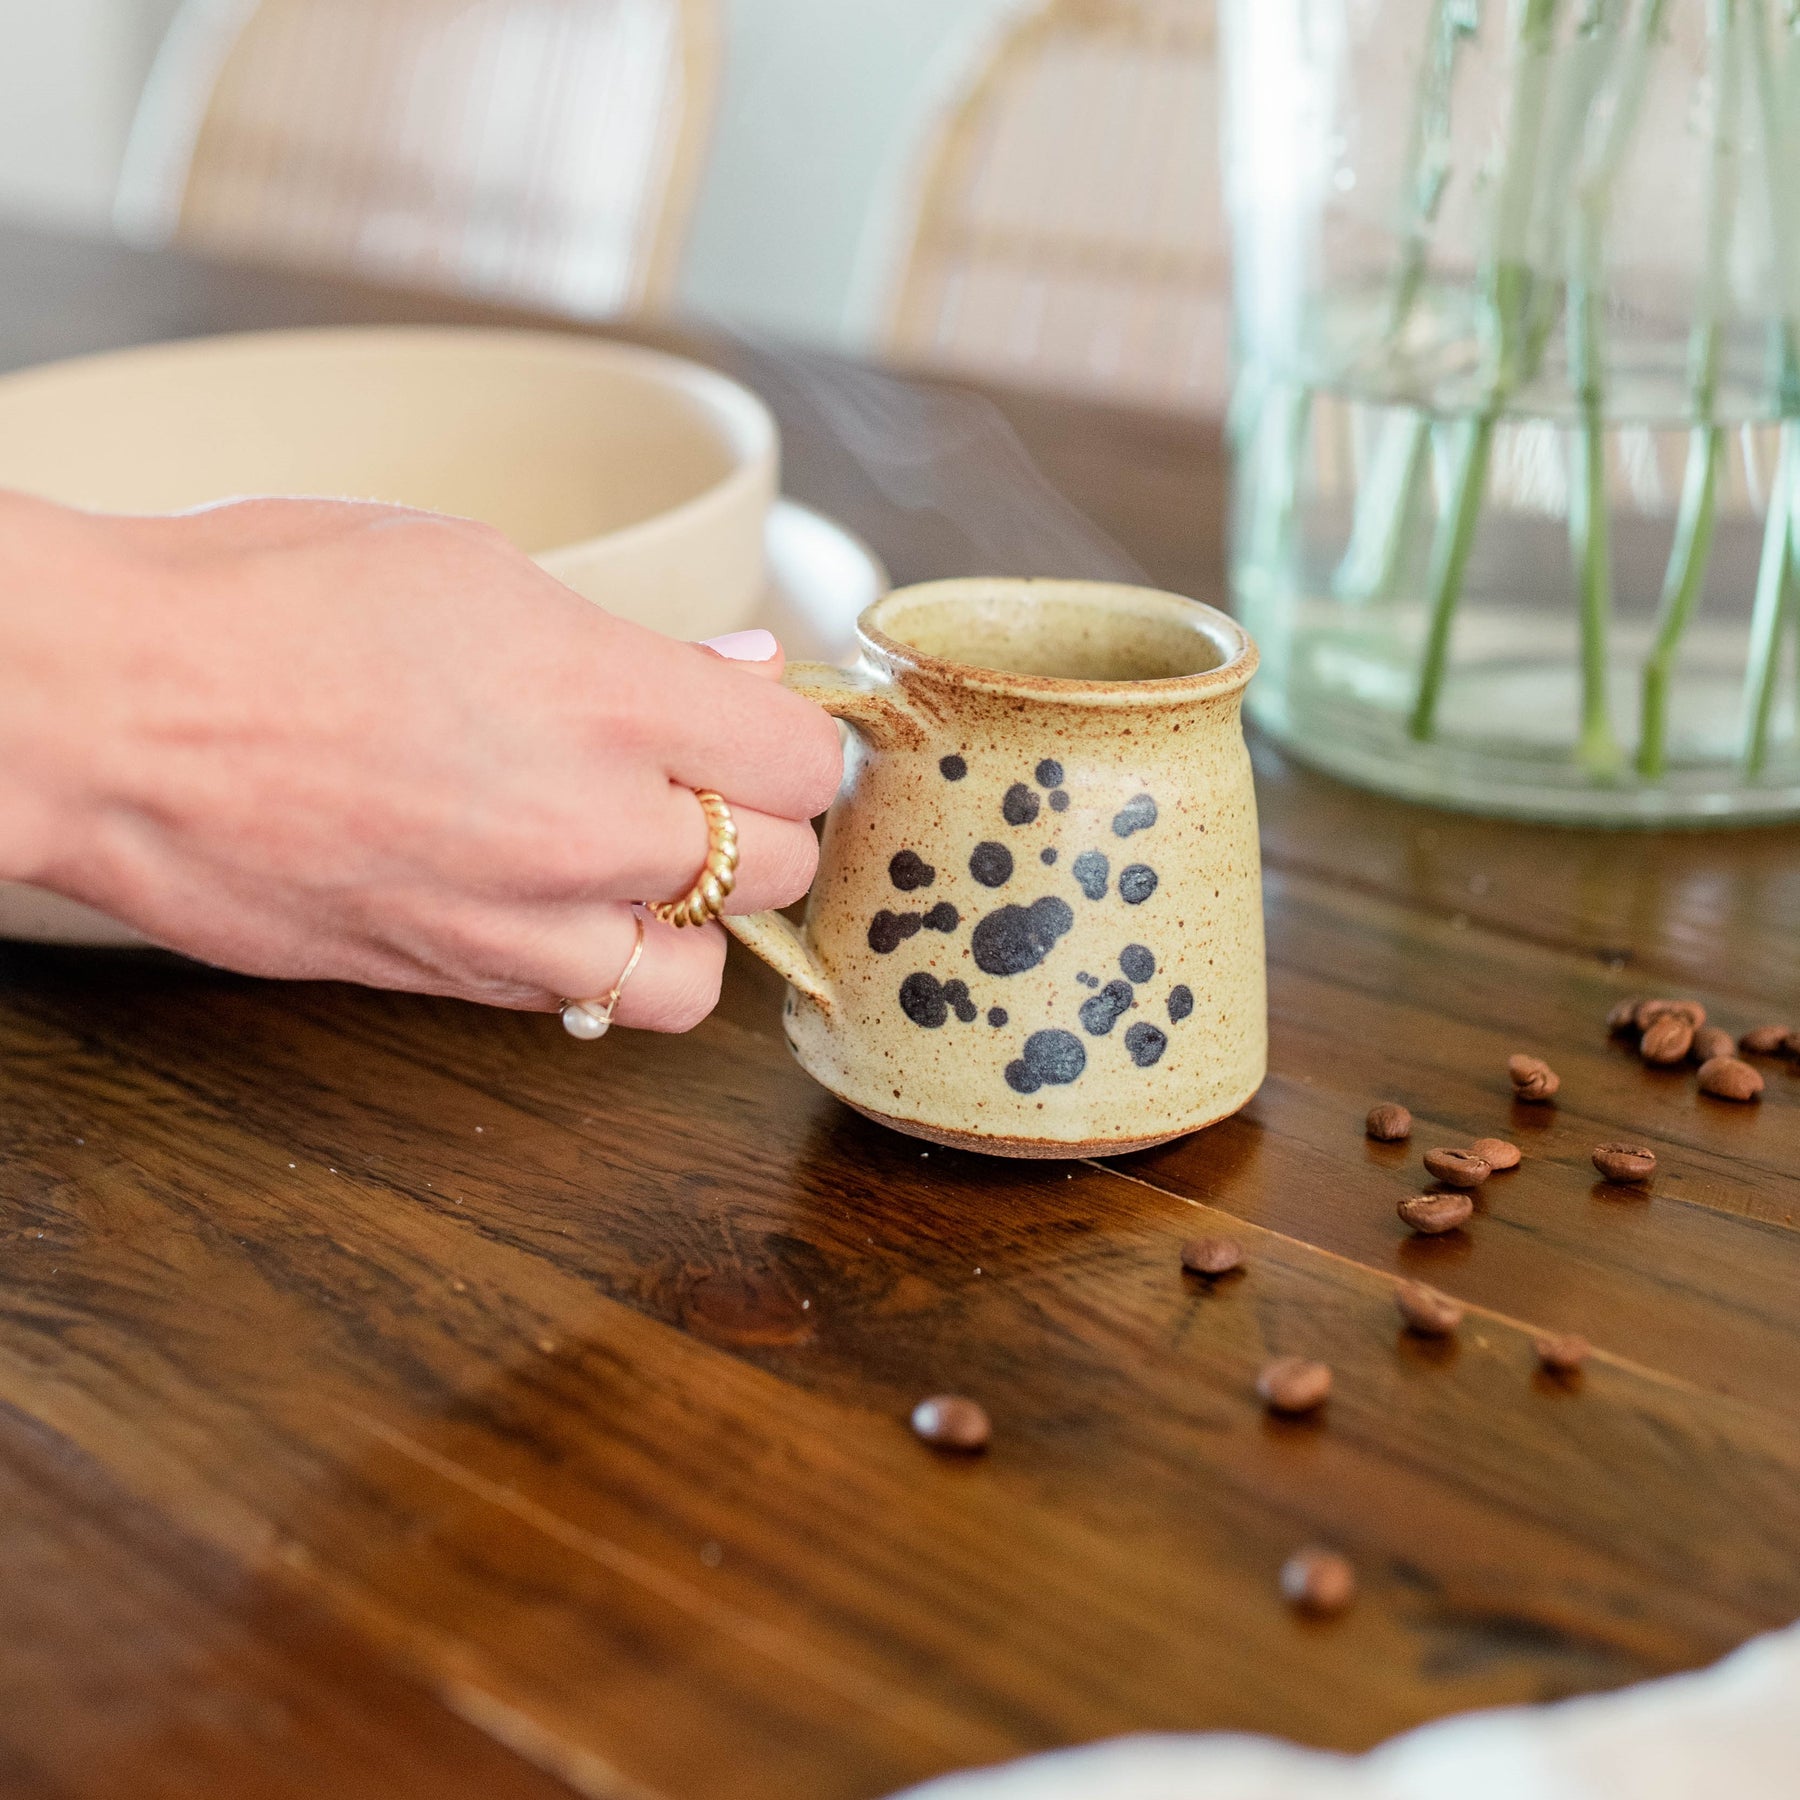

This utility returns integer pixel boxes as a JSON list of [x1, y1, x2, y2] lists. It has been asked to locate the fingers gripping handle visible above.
[[721, 662, 921, 1011]]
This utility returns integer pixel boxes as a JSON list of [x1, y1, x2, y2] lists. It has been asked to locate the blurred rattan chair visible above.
[[117, 0, 719, 317], [882, 0, 1226, 414]]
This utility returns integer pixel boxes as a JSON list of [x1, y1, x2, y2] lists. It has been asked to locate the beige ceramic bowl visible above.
[[0, 325, 778, 640]]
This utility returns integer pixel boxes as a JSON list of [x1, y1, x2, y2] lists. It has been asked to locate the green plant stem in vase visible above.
[[1637, 0, 1741, 779], [1332, 0, 1474, 610], [1739, 0, 1800, 773], [1409, 0, 1562, 742], [1563, 0, 1668, 776]]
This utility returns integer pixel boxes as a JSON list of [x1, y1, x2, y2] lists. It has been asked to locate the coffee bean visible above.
[[1257, 1356, 1332, 1414], [910, 1395, 991, 1451], [1469, 1136, 1521, 1171], [1640, 1014, 1695, 1064], [1180, 1235, 1244, 1277], [1395, 1281, 1464, 1336], [1534, 1332, 1590, 1374], [1606, 997, 1644, 1035], [1365, 1102, 1412, 1142], [1507, 1054, 1560, 1102], [1423, 1147, 1491, 1188], [1636, 998, 1705, 1031], [1740, 1024, 1794, 1057], [1592, 1142, 1656, 1183], [1397, 1192, 1473, 1235], [1280, 1547, 1355, 1617], [1692, 1025, 1735, 1064], [1698, 1056, 1764, 1102]]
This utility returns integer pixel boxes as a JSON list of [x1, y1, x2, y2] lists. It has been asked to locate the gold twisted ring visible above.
[[560, 913, 646, 1041], [646, 789, 739, 929]]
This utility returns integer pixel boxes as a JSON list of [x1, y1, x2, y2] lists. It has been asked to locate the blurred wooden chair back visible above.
[[883, 0, 1225, 413], [117, 0, 719, 317]]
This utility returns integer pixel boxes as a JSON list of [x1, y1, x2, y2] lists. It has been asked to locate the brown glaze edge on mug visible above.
[[844, 1084, 1263, 1159]]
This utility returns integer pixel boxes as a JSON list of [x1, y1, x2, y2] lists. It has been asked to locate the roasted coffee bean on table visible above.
[[1534, 1333, 1591, 1375], [1692, 1025, 1735, 1065], [910, 1395, 991, 1451], [1397, 1192, 1473, 1235], [1365, 1102, 1413, 1142], [1422, 1147, 1491, 1188], [1508, 1054, 1561, 1101], [1395, 1282, 1464, 1336], [1280, 1547, 1356, 1617], [1592, 1143, 1657, 1184], [1256, 1356, 1333, 1415], [1740, 1024, 1794, 1057], [1636, 998, 1705, 1031], [1640, 1013, 1695, 1064], [1180, 1235, 1244, 1278], [1698, 1056, 1765, 1102], [1468, 1136, 1521, 1171]]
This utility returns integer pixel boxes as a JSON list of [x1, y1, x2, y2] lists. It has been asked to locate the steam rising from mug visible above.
[[714, 337, 1149, 586]]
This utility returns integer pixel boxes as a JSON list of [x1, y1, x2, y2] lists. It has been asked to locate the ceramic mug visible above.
[[728, 578, 1266, 1157]]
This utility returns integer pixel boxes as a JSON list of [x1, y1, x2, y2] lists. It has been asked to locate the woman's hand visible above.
[[0, 491, 843, 1029]]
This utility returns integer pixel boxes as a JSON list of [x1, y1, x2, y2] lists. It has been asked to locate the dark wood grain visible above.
[[0, 1398, 580, 1800], [0, 221, 1797, 1799]]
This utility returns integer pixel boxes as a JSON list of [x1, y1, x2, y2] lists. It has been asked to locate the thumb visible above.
[[696, 628, 785, 681]]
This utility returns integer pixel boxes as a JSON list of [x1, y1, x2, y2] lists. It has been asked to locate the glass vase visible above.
[[1221, 0, 1800, 823]]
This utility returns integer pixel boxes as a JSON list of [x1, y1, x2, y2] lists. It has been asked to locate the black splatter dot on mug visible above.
[[899, 972, 949, 1028], [1002, 783, 1041, 827], [1077, 971, 1099, 988], [987, 1007, 1008, 1028], [942, 979, 978, 1023], [939, 754, 967, 781], [971, 895, 1074, 976], [1125, 1021, 1168, 1067], [1005, 1029, 1087, 1094], [1071, 851, 1109, 901], [1035, 759, 1064, 788], [1048, 790, 1070, 812], [970, 841, 1014, 887], [1112, 795, 1158, 838], [889, 850, 935, 891], [1119, 864, 1158, 905], [923, 901, 960, 932], [869, 911, 923, 954], [1119, 944, 1155, 983], [1079, 980, 1135, 1037], [1040, 847, 1058, 865], [1168, 985, 1194, 1023]]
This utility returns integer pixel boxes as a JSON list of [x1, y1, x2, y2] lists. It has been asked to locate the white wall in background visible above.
[[0, 0, 1020, 348]]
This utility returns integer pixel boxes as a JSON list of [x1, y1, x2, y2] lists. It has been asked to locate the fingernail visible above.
[[702, 628, 779, 662]]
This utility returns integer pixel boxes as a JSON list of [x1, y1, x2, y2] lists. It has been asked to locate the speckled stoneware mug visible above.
[[727, 578, 1266, 1157]]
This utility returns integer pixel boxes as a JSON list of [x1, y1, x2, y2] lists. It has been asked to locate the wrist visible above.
[[0, 490, 114, 886]]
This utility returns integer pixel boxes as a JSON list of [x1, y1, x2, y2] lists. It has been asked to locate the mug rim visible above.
[[855, 577, 1258, 703]]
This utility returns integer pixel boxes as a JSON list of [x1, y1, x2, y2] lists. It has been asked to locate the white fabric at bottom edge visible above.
[[891, 1619, 1800, 1800]]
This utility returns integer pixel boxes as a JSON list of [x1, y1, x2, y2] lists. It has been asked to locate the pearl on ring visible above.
[[558, 913, 648, 1043], [560, 1001, 611, 1040]]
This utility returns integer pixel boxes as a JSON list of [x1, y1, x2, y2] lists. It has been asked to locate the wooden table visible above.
[[3, 222, 1799, 1800]]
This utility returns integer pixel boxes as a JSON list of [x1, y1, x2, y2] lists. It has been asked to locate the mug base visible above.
[[840, 1091, 1257, 1160]]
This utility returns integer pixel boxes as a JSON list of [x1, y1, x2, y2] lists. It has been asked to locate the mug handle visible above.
[[721, 661, 925, 1012]]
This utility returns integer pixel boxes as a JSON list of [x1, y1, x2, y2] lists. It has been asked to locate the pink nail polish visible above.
[[702, 628, 780, 662]]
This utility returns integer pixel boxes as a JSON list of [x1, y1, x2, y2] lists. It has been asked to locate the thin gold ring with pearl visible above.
[[560, 913, 647, 1041], [646, 789, 738, 929]]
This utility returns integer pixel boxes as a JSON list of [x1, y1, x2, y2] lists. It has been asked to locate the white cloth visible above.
[[892, 1622, 1800, 1799]]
